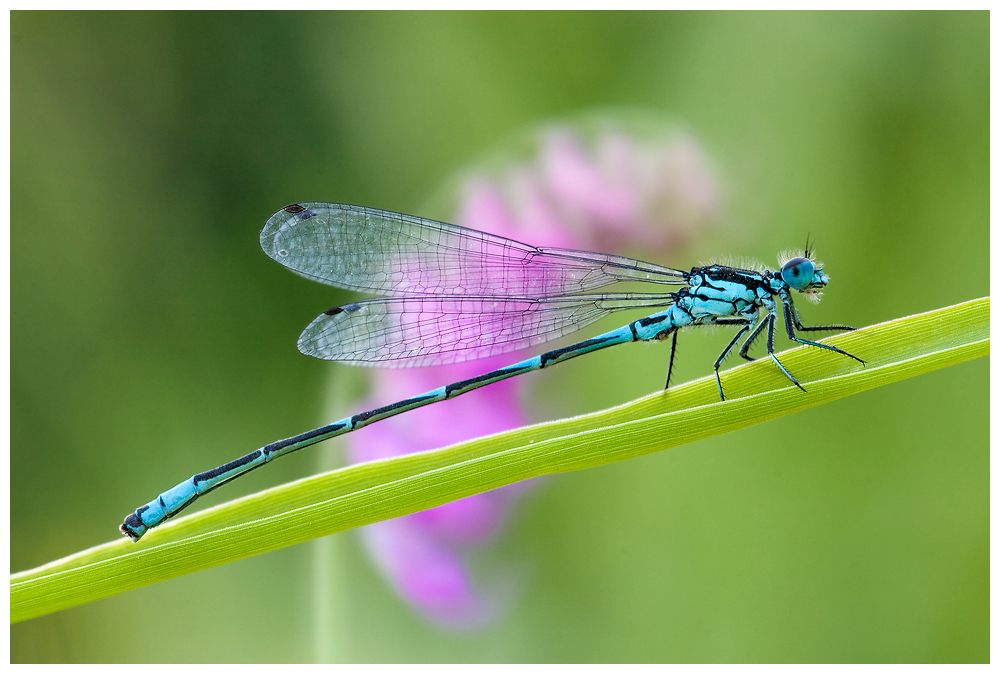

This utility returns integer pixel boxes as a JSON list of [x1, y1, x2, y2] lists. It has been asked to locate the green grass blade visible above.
[[11, 297, 989, 623]]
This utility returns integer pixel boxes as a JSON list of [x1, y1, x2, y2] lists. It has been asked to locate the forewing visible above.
[[298, 293, 675, 367], [261, 202, 686, 298]]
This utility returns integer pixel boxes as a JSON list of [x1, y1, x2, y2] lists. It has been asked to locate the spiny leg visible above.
[[795, 324, 857, 332], [664, 329, 679, 390], [738, 316, 769, 362], [785, 297, 856, 333], [711, 318, 752, 401], [766, 311, 807, 392], [782, 301, 865, 365]]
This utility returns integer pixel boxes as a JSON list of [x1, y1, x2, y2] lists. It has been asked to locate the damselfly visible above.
[[121, 202, 863, 541]]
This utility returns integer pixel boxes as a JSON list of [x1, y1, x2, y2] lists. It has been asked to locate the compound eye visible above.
[[781, 256, 816, 290]]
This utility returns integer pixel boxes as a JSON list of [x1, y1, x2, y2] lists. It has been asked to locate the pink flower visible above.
[[346, 121, 719, 628]]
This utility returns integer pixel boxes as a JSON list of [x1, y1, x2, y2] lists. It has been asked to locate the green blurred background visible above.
[[11, 12, 988, 662]]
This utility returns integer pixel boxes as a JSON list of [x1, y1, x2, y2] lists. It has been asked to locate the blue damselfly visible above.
[[121, 203, 862, 541]]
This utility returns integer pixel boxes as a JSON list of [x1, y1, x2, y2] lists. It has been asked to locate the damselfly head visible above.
[[780, 256, 828, 295]]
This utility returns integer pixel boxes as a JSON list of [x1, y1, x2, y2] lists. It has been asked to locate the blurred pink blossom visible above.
[[346, 123, 719, 628]]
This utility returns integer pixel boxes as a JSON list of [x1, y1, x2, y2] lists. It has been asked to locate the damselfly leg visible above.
[[764, 311, 807, 393], [664, 329, 679, 390], [781, 300, 866, 365], [711, 317, 753, 401]]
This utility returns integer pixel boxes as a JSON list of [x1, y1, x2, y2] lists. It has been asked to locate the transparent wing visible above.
[[298, 293, 675, 367], [261, 202, 688, 298]]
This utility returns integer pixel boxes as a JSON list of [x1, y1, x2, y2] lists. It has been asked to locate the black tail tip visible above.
[[120, 513, 145, 542]]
